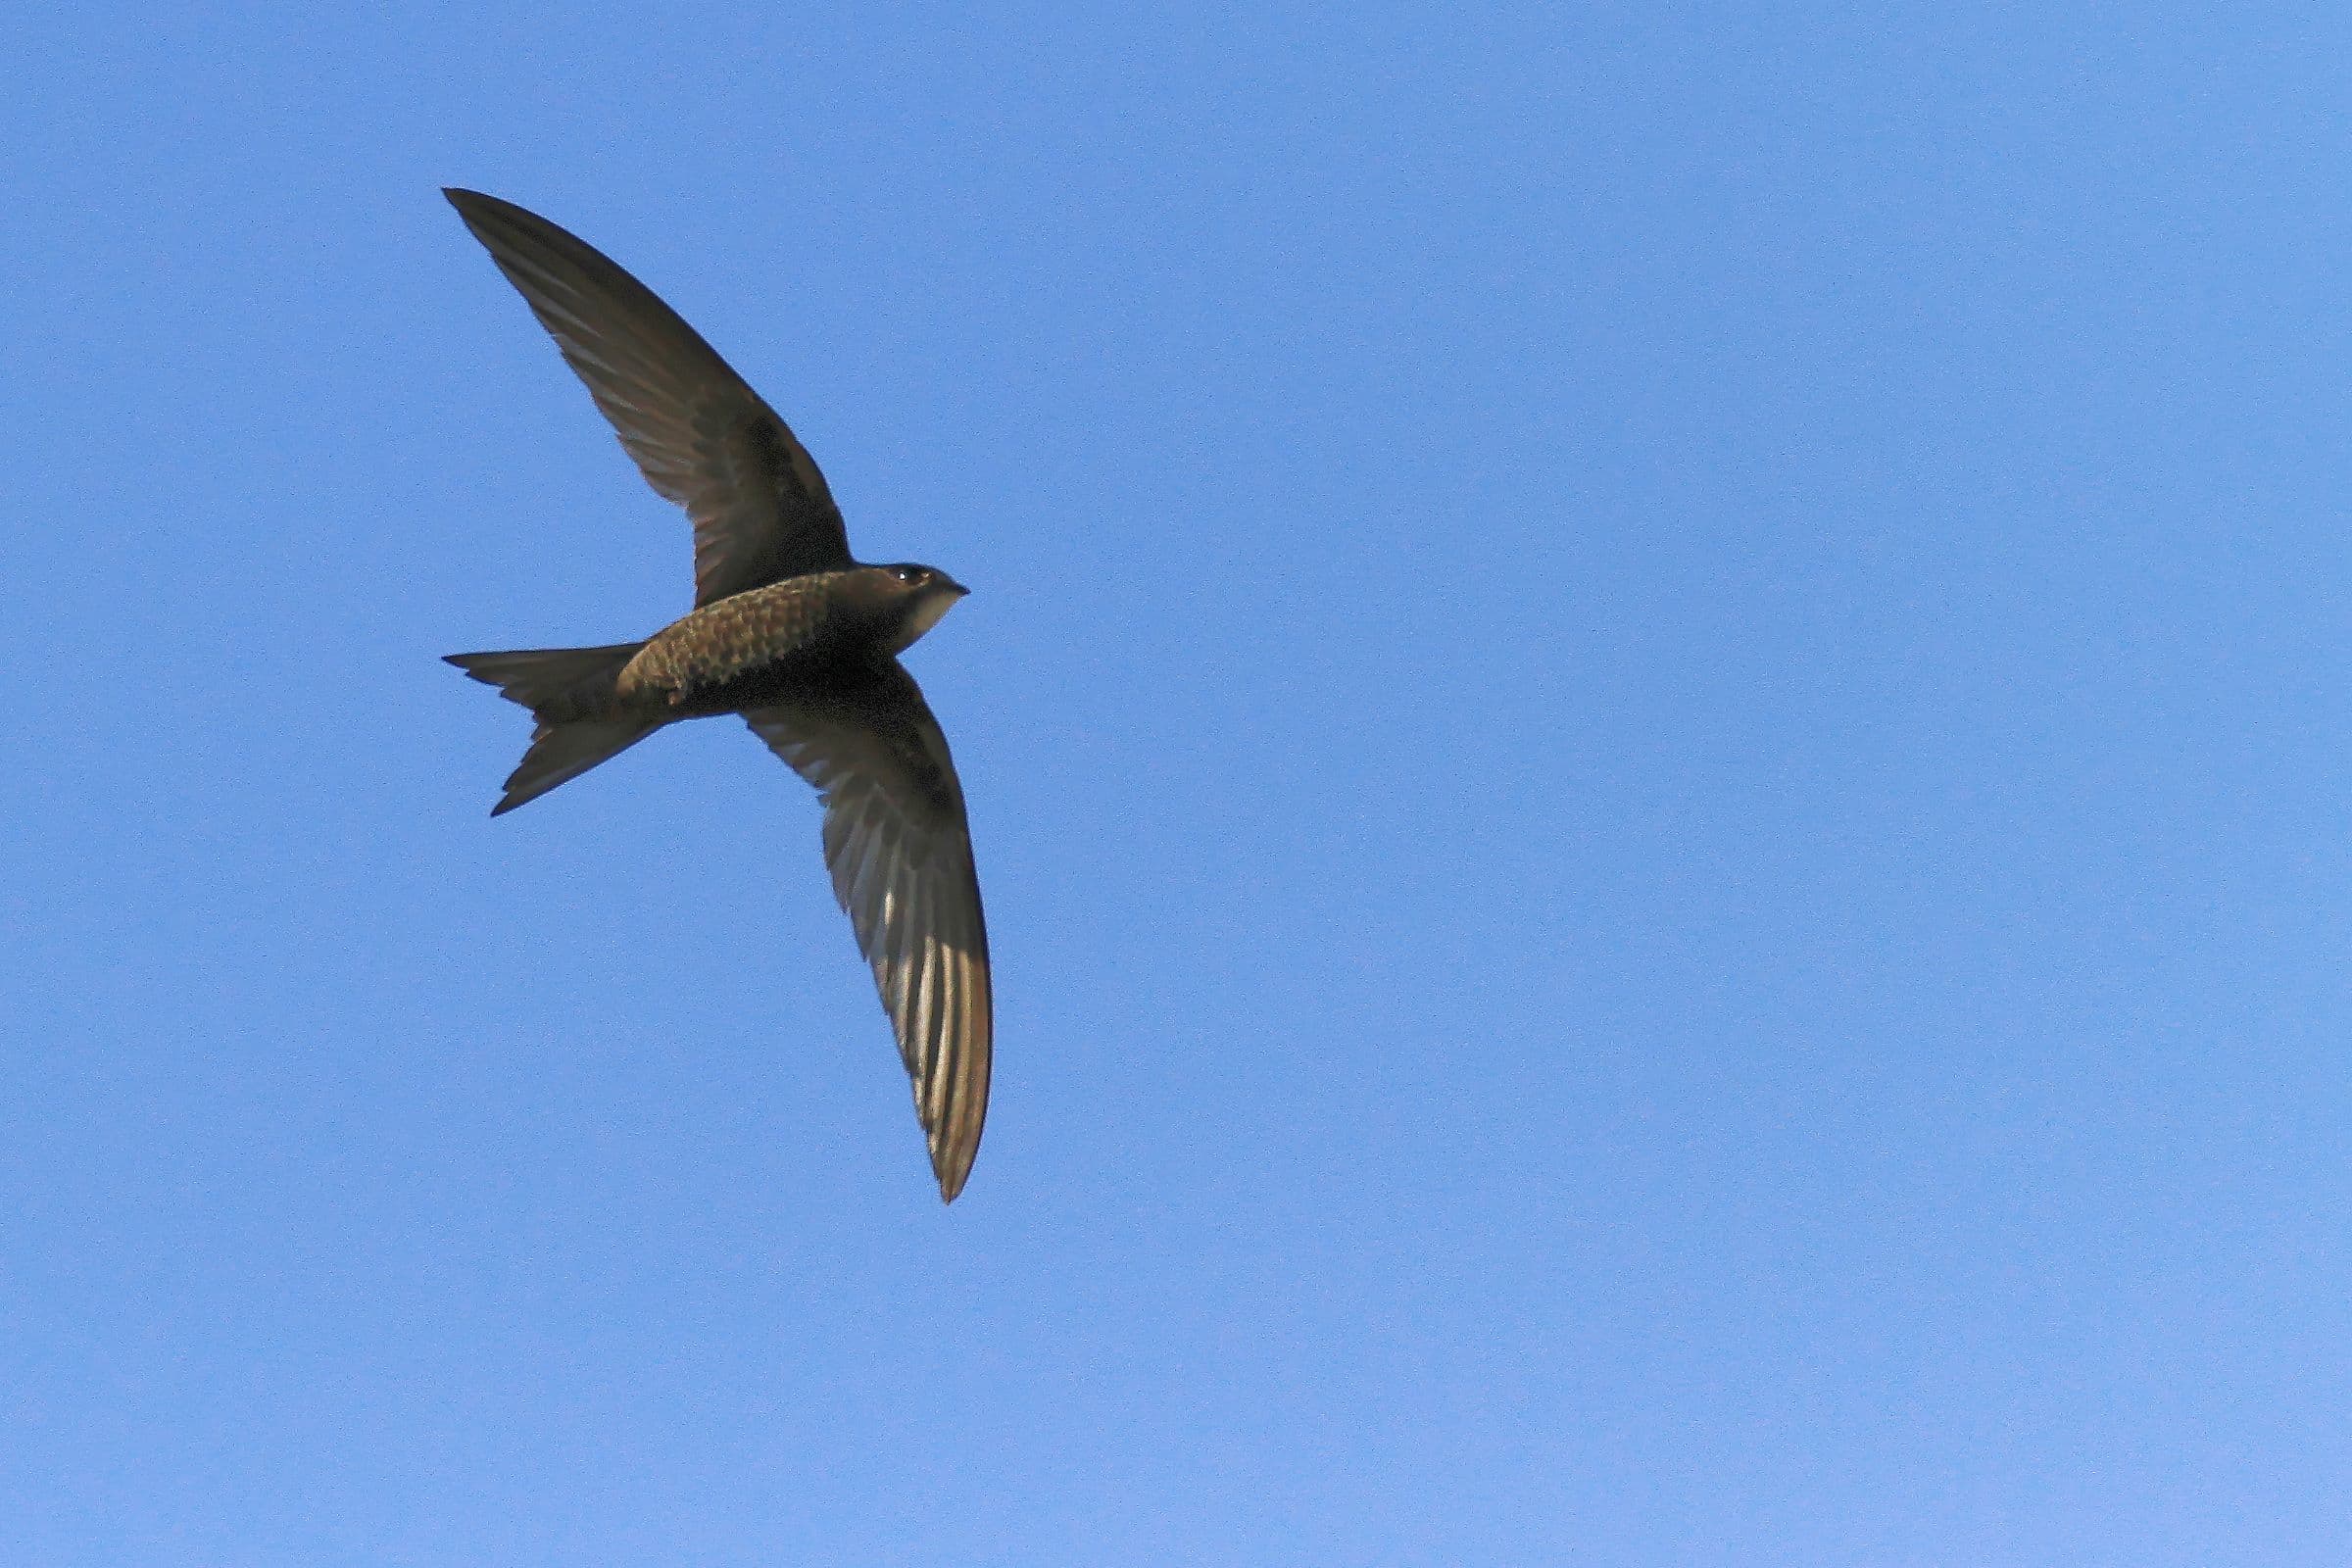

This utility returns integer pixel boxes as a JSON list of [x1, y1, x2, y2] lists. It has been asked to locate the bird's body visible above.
[[620, 567, 965, 711], [440, 189, 992, 1201]]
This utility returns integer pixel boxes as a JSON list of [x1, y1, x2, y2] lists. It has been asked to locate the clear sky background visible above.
[[5, 5, 2349, 1564]]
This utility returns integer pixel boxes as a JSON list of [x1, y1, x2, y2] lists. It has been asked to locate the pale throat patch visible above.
[[891, 588, 960, 653]]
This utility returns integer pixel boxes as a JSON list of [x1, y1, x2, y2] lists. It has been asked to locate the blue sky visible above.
[[5, 4, 2350, 1563]]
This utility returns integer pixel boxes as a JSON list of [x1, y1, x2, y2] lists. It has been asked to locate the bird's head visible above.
[[872, 563, 970, 653]]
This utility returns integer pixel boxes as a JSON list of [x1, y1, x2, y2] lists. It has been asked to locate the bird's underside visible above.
[[440, 187, 992, 1202]]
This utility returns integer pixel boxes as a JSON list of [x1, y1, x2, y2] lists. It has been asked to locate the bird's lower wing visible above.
[[743, 662, 991, 1201]]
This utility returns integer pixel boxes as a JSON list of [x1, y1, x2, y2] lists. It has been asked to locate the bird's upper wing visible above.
[[445, 188, 854, 606], [743, 662, 991, 1201]]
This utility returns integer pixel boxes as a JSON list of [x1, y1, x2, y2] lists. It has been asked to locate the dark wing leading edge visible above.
[[743, 662, 991, 1201], [444, 188, 853, 606]]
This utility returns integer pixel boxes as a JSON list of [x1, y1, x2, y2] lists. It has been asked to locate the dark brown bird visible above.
[[440, 188, 991, 1202]]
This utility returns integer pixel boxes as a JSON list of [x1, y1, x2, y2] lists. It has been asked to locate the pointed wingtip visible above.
[[443, 188, 508, 230], [936, 1157, 973, 1203]]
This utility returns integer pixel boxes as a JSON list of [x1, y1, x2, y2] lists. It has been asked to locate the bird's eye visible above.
[[893, 565, 928, 585]]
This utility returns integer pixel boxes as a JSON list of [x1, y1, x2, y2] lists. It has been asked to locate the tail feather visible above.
[[444, 642, 644, 718], [444, 642, 661, 814], [489, 717, 662, 815]]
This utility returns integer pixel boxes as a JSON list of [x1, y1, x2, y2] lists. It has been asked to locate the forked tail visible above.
[[444, 642, 659, 815]]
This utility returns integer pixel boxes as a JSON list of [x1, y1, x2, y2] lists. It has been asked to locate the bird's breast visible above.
[[618, 576, 868, 707]]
